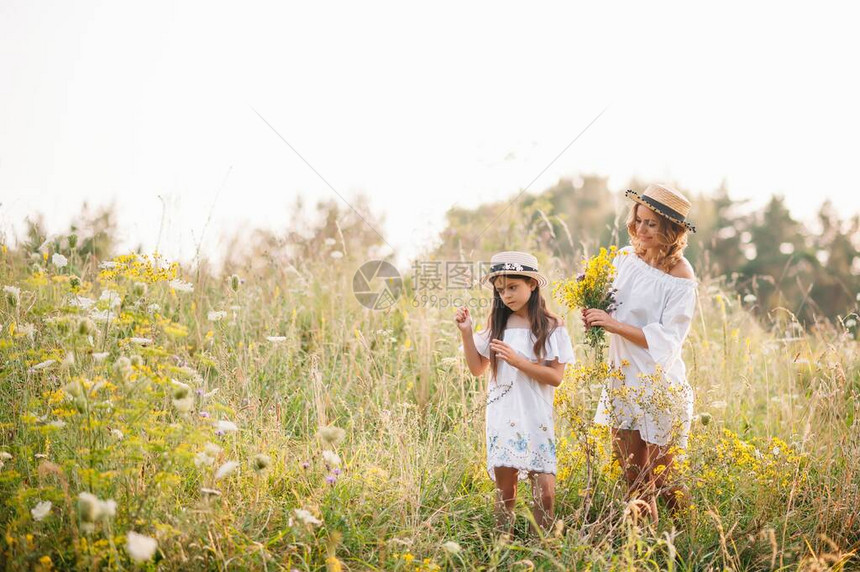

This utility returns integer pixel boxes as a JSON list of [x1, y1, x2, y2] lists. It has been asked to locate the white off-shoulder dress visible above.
[[594, 246, 698, 448], [472, 324, 575, 481]]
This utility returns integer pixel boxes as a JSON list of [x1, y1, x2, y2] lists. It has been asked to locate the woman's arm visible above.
[[582, 308, 648, 348], [488, 339, 566, 387]]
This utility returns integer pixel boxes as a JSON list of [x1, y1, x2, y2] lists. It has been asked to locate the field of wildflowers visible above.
[[0, 235, 858, 570]]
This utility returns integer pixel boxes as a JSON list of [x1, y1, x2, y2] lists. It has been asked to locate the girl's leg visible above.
[[649, 445, 688, 513], [493, 467, 518, 533], [527, 471, 555, 531], [611, 428, 658, 521]]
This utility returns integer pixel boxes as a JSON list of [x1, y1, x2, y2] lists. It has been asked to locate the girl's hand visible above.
[[489, 339, 526, 370], [583, 308, 619, 333], [454, 306, 473, 332]]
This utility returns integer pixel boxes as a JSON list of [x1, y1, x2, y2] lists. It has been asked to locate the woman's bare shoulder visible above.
[[668, 257, 695, 279]]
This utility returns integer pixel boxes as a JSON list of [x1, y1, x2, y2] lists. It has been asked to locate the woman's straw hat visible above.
[[625, 183, 696, 233], [481, 251, 548, 289]]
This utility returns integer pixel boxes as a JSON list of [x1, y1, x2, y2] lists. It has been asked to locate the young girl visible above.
[[583, 183, 698, 523], [456, 251, 575, 533]]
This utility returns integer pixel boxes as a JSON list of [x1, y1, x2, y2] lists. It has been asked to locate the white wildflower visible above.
[[743, 294, 757, 303], [69, 295, 96, 309], [442, 541, 462, 554], [168, 279, 194, 293], [98, 260, 117, 270], [172, 396, 194, 412], [266, 336, 287, 343], [318, 426, 346, 447], [31, 500, 52, 521], [330, 251, 343, 259], [293, 508, 322, 527], [4, 285, 20, 306], [322, 450, 341, 467], [129, 337, 152, 345], [90, 309, 117, 324], [52, 253, 68, 268], [77, 492, 115, 523], [99, 289, 122, 308], [214, 420, 238, 433], [252, 454, 271, 472], [30, 359, 56, 372], [110, 429, 124, 440], [16, 323, 35, 338], [207, 310, 227, 322], [214, 461, 239, 480], [147, 303, 161, 314], [126, 531, 158, 562]]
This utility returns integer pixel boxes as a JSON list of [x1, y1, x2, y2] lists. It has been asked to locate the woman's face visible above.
[[633, 204, 662, 246], [492, 276, 535, 313]]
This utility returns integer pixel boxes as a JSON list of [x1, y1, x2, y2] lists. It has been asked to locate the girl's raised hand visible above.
[[454, 306, 473, 332]]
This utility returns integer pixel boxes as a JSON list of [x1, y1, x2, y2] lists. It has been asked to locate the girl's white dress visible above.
[[472, 324, 575, 481], [594, 246, 698, 448]]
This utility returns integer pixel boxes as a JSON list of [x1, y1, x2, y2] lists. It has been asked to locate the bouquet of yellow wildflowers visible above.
[[554, 246, 619, 360]]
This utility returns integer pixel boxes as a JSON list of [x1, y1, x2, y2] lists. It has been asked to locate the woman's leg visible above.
[[527, 471, 556, 531], [649, 445, 688, 513], [611, 428, 658, 521], [493, 467, 518, 533]]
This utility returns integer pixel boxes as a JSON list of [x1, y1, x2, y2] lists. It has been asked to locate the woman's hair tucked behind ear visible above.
[[626, 204, 689, 273], [487, 275, 561, 378]]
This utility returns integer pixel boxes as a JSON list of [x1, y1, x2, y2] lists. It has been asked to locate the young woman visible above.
[[583, 184, 698, 523]]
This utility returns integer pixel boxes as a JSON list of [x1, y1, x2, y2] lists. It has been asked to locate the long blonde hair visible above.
[[626, 203, 689, 272]]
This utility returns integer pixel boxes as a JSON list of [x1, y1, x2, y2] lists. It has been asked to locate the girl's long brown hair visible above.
[[487, 275, 561, 379], [626, 203, 689, 272]]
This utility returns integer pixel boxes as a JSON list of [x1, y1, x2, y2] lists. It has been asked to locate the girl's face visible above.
[[492, 275, 536, 314], [633, 204, 662, 246]]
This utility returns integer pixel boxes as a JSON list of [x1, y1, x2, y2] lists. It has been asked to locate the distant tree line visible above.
[[431, 175, 859, 325]]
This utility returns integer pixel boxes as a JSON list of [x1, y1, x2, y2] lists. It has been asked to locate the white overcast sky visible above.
[[1, 1, 859, 268]]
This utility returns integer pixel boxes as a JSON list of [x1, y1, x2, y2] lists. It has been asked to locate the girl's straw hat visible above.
[[481, 251, 548, 289], [625, 184, 696, 233]]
